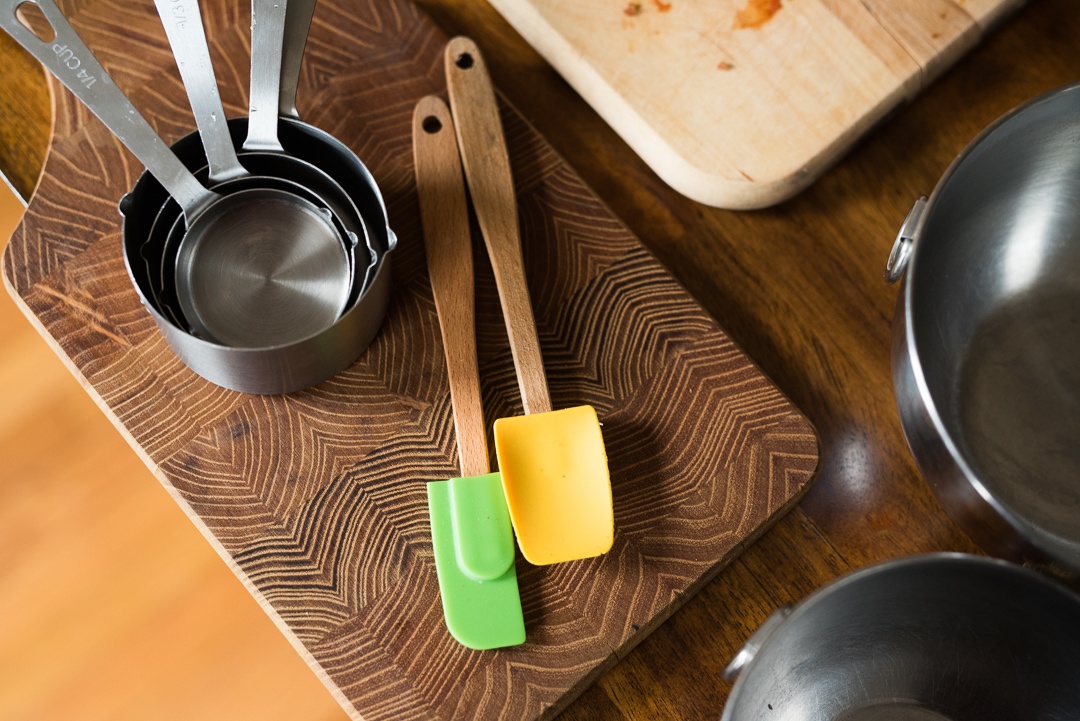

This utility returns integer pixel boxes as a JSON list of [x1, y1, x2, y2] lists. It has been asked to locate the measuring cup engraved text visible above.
[[52, 43, 96, 86], [165, 1, 189, 29]]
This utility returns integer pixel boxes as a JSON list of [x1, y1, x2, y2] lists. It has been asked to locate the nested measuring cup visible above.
[[150, 0, 364, 350], [143, 147, 375, 345], [140, 115, 379, 337], [140, 170, 360, 333], [0, 0, 395, 394], [152, 0, 376, 341], [121, 117, 396, 394]]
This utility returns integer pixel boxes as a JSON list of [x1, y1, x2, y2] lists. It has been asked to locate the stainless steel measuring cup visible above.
[[150, 0, 355, 348], [154, 0, 369, 345], [237, 0, 369, 275], [143, 172, 354, 332], [147, 151, 375, 329], [144, 157, 374, 322], [0, 0, 392, 393], [121, 117, 395, 394]]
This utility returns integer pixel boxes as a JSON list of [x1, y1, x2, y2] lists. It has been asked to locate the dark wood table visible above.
[[2, 0, 1077, 717]]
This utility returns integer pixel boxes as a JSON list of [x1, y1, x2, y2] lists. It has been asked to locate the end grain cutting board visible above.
[[2, 0, 819, 718], [488, 0, 1026, 208]]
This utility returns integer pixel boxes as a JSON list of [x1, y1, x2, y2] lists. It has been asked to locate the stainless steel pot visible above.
[[722, 554, 1080, 720], [887, 82, 1080, 573]]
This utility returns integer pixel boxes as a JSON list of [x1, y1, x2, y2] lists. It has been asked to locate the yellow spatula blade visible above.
[[494, 405, 613, 565]]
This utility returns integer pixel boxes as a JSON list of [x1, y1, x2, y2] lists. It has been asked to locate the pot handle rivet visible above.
[[722, 605, 792, 681], [884, 196, 927, 284]]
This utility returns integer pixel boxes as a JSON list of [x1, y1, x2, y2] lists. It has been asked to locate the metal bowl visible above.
[[887, 82, 1080, 573], [722, 554, 1080, 721]]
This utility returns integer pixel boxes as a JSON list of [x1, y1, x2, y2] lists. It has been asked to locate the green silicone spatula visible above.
[[444, 37, 614, 566], [413, 95, 525, 650]]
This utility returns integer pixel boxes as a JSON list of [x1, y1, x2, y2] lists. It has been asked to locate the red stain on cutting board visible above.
[[733, 0, 783, 29]]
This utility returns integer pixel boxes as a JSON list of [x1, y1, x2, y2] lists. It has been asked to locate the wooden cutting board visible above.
[[487, 0, 1025, 209], [2, 0, 818, 718]]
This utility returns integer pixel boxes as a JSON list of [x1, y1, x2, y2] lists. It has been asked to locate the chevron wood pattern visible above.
[[2, 0, 818, 718]]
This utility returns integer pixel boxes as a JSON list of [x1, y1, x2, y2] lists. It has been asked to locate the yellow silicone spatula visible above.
[[414, 96, 524, 650], [444, 37, 614, 566]]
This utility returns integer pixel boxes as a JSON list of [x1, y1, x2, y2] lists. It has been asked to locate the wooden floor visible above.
[[0, 34, 348, 721], [0, 289, 351, 721]]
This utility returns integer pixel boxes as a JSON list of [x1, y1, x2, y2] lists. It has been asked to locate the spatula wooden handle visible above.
[[412, 95, 489, 478], [445, 36, 553, 417]]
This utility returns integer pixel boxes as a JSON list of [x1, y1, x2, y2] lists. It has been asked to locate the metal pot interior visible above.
[[906, 83, 1080, 560], [723, 556, 1080, 721]]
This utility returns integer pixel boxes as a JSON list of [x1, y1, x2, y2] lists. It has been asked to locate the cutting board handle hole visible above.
[[454, 52, 474, 69], [15, 2, 55, 43], [422, 115, 443, 134]]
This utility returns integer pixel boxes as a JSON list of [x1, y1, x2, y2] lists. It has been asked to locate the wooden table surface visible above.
[[1, 0, 1077, 718]]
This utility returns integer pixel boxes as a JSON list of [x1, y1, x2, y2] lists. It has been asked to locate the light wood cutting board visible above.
[[488, 0, 1026, 208]]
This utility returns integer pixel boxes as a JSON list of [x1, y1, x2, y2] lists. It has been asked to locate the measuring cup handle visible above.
[[0, 0, 216, 219], [154, 0, 246, 184], [279, 0, 316, 119], [243, 0, 288, 151]]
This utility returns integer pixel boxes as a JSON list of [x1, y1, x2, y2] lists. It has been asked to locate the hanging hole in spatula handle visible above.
[[421, 114, 443, 134], [453, 50, 474, 69]]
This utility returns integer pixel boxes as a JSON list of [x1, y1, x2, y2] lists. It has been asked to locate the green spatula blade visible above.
[[428, 476, 525, 650]]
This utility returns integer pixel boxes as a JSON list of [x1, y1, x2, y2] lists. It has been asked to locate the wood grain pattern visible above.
[[1, 1, 818, 719], [484, 0, 1026, 208]]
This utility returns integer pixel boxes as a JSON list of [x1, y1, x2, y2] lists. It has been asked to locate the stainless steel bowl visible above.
[[888, 82, 1080, 573], [722, 554, 1080, 721]]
